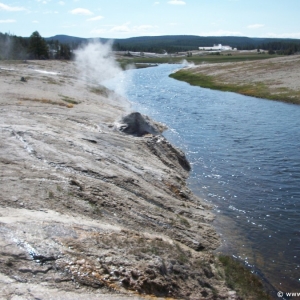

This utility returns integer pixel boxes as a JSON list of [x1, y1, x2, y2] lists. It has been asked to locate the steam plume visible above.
[[75, 40, 123, 84]]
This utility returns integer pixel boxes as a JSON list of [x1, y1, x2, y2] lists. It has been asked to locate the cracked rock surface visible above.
[[0, 61, 237, 299]]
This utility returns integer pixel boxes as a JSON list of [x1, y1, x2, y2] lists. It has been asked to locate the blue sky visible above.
[[1, 0, 300, 39]]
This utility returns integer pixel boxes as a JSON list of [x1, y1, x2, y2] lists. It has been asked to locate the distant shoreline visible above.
[[169, 55, 300, 105]]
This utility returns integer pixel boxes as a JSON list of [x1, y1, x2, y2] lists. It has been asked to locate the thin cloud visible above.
[[154, 1, 160, 5], [247, 24, 264, 29], [87, 15, 104, 21], [110, 22, 131, 33], [0, 2, 25, 11], [0, 19, 16, 23], [168, 0, 186, 5], [70, 8, 93, 15], [58, 1, 65, 5]]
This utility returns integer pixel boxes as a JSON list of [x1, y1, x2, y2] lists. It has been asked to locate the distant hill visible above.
[[45, 35, 109, 45], [45, 34, 300, 53], [45, 35, 86, 44]]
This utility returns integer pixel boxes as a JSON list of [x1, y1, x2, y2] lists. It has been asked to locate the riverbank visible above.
[[0, 60, 271, 299], [170, 55, 300, 105]]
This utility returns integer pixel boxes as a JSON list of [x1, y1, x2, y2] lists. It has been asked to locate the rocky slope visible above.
[[0, 60, 237, 299]]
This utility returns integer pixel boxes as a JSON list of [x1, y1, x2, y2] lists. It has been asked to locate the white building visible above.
[[199, 44, 233, 51]]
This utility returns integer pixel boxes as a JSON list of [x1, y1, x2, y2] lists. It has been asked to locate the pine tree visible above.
[[28, 31, 49, 59]]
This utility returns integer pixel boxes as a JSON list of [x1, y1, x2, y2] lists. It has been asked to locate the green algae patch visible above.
[[218, 255, 272, 300]]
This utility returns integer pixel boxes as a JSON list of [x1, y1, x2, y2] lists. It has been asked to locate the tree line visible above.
[[239, 41, 300, 55], [0, 31, 73, 60], [260, 42, 299, 55], [112, 35, 300, 55], [1, 31, 300, 59], [113, 42, 183, 54], [114, 40, 300, 55]]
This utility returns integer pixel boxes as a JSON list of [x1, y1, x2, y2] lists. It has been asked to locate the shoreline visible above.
[[0, 60, 271, 299], [169, 55, 300, 105]]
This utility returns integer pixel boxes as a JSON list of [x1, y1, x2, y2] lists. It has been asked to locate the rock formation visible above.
[[115, 112, 166, 136]]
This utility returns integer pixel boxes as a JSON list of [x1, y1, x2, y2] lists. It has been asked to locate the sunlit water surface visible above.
[[104, 64, 300, 293]]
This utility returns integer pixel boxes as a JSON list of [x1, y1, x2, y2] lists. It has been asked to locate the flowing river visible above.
[[105, 63, 300, 293]]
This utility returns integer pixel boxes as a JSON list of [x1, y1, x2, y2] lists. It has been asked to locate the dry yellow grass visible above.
[[19, 97, 73, 108]]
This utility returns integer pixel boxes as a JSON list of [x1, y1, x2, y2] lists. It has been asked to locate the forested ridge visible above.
[[1, 31, 300, 60]]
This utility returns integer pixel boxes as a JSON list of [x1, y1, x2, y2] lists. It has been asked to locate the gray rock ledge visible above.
[[0, 60, 238, 300]]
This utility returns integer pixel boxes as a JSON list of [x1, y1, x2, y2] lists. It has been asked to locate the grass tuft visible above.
[[89, 86, 110, 97], [178, 215, 191, 228], [59, 95, 80, 104]]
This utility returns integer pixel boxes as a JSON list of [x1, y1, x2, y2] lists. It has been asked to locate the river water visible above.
[[105, 64, 300, 293]]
